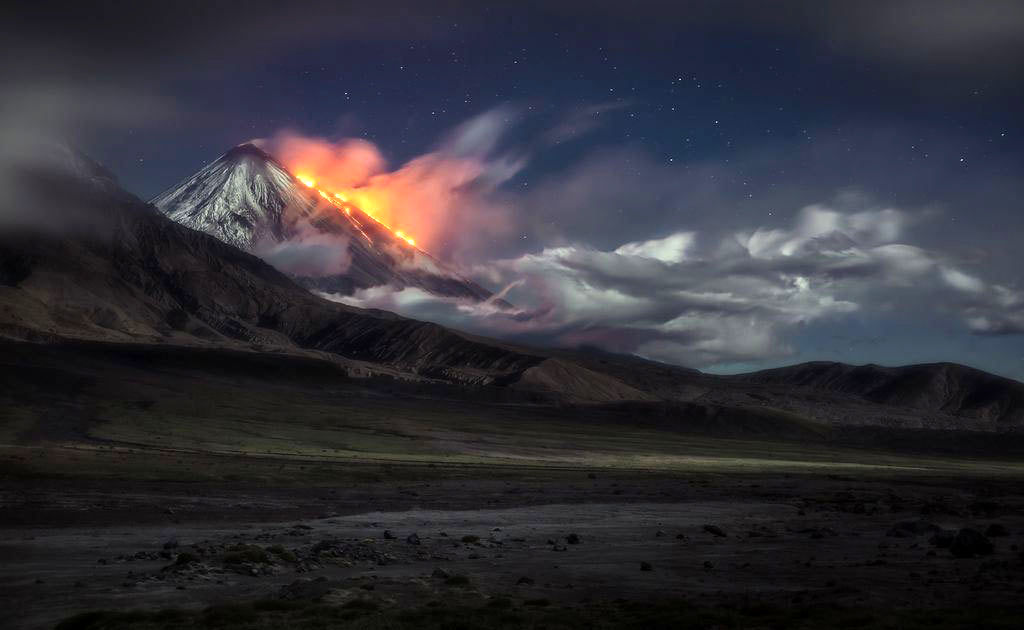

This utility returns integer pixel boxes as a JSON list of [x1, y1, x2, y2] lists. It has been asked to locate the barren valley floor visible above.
[[3, 453, 1024, 629]]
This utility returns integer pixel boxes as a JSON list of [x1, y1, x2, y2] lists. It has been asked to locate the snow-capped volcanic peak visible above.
[[152, 143, 497, 303], [152, 143, 311, 249]]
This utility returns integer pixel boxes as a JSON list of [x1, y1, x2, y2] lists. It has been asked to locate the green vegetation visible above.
[[222, 545, 270, 565], [54, 598, 1024, 630], [266, 545, 297, 562]]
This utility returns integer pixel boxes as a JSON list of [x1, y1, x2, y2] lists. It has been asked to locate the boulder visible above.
[[950, 528, 993, 558], [703, 525, 726, 538], [279, 577, 333, 601], [886, 521, 941, 538]]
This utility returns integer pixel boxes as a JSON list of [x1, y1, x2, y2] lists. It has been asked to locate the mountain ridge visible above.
[[2, 149, 1023, 432]]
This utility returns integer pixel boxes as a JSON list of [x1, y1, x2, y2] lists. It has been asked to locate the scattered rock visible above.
[[703, 561, 714, 570], [382, 530, 396, 540], [162, 539, 179, 550], [431, 568, 451, 580], [797, 527, 838, 539], [985, 523, 1010, 538], [655, 530, 665, 538], [516, 576, 535, 585], [950, 528, 993, 558], [279, 577, 333, 601], [887, 521, 941, 538], [970, 500, 1001, 516], [566, 533, 581, 545], [406, 533, 421, 545], [445, 575, 471, 586], [929, 530, 957, 548], [703, 525, 726, 538]]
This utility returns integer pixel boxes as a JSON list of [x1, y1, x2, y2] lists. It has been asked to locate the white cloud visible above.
[[323, 196, 1023, 368], [614, 232, 695, 263], [940, 266, 986, 293]]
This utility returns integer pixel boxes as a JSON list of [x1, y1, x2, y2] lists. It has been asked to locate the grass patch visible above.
[[266, 544, 297, 562], [222, 544, 270, 565]]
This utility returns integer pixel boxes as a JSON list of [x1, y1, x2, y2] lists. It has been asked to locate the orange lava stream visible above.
[[295, 174, 417, 248]]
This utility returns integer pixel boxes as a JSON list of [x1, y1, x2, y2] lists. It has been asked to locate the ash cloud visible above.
[[259, 107, 527, 264]]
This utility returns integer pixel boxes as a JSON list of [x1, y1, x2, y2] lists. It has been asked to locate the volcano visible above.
[[152, 143, 495, 301], [4, 146, 1024, 426]]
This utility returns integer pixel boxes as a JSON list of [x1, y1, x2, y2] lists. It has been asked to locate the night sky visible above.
[[3, 1, 1024, 378]]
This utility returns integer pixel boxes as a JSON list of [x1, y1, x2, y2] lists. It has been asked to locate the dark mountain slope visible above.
[[736, 361, 1024, 426], [0, 158, 541, 385]]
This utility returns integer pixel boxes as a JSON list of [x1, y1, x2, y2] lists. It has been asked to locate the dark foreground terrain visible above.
[[3, 341, 1024, 629], [4, 458, 1024, 629]]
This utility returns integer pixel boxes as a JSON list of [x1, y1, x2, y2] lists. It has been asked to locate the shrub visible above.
[[266, 544, 297, 562], [222, 544, 269, 565]]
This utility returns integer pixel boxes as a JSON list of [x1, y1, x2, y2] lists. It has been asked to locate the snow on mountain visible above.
[[151, 143, 495, 302], [152, 143, 308, 249]]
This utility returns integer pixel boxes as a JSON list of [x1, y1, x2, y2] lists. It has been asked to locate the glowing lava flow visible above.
[[295, 174, 417, 248]]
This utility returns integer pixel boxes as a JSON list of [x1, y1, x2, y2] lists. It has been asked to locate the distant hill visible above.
[[734, 361, 1024, 427]]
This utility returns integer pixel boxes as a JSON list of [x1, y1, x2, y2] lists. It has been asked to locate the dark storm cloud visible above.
[[810, 0, 1024, 74], [545, 0, 1024, 77], [0, 1, 468, 131], [4, 0, 1020, 153], [0, 1, 473, 223]]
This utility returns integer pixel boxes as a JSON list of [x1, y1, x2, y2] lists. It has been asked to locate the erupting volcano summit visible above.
[[152, 143, 496, 301]]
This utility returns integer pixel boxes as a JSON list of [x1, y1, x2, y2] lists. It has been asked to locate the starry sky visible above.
[[3, 1, 1024, 379]]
